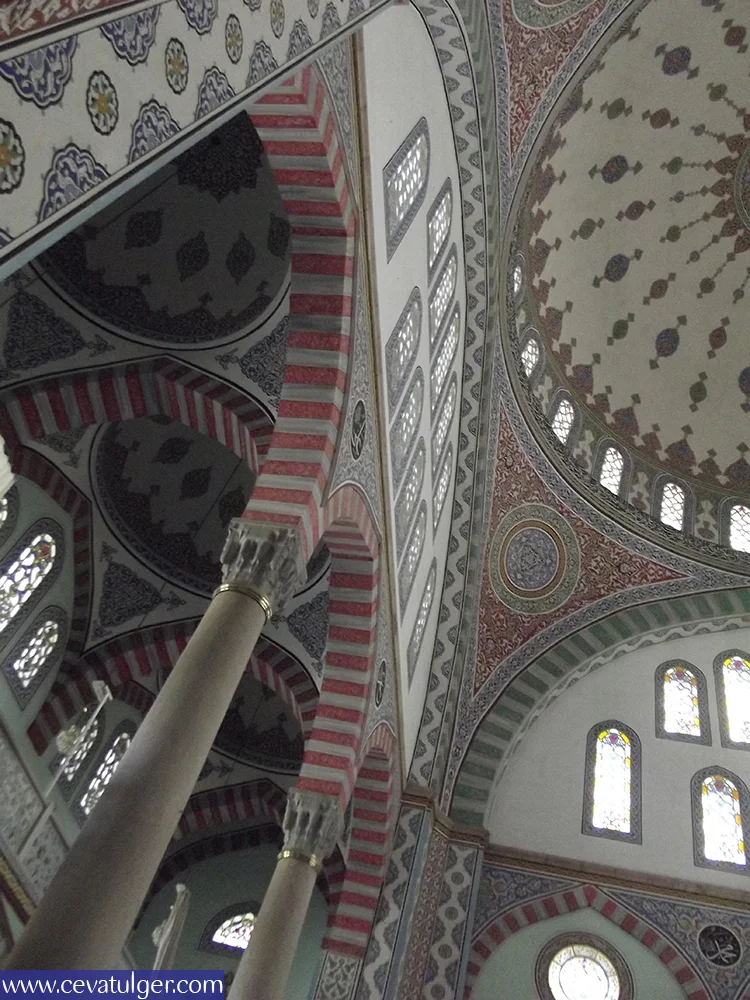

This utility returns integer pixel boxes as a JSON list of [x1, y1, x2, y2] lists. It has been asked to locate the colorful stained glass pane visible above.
[[722, 655, 750, 743], [592, 728, 631, 834], [663, 665, 700, 737], [212, 911, 255, 951], [0, 533, 56, 634], [548, 944, 620, 1000], [80, 732, 130, 816], [701, 774, 745, 866]]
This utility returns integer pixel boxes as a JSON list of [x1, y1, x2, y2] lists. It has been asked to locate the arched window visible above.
[[407, 559, 436, 685], [432, 373, 457, 471], [659, 481, 686, 531], [429, 246, 457, 349], [384, 118, 429, 259], [390, 368, 424, 488], [582, 721, 641, 843], [79, 726, 133, 817], [513, 259, 524, 298], [715, 651, 750, 748], [691, 766, 750, 874], [399, 501, 426, 618], [730, 504, 750, 553], [599, 446, 624, 494], [432, 443, 453, 533], [431, 303, 459, 417], [535, 933, 634, 1000], [520, 336, 540, 378], [2, 607, 67, 708], [200, 902, 259, 957], [655, 661, 710, 745], [0, 520, 62, 641], [385, 288, 422, 413], [62, 716, 101, 782], [550, 398, 575, 445], [395, 439, 425, 558], [427, 179, 452, 279]]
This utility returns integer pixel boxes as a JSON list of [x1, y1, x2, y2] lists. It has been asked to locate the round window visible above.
[[535, 933, 633, 1000]]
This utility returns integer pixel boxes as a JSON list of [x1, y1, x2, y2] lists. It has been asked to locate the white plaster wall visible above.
[[489, 627, 750, 894], [361, 2, 465, 765], [472, 906, 684, 1000]]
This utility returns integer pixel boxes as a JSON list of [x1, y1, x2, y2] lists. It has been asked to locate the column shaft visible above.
[[229, 857, 318, 1000], [8, 590, 265, 969]]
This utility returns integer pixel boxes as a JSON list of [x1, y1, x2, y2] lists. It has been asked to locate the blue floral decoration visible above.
[[0, 37, 77, 109], [128, 100, 180, 162], [38, 145, 109, 222], [176, 0, 218, 35], [100, 8, 160, 66], [195, 66, 235, 119]]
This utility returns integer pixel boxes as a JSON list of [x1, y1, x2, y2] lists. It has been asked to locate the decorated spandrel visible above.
[[212, 911, 255, 951], [0, 533, 56, 634], [722, 655, 750, 743], [663, 665, 701, 737], [592, 727, 631, 834], [701, 774, 745, 866]]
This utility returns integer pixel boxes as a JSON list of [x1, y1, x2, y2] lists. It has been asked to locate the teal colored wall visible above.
[[128, 844, 327, 999], [472, 908, 685, 1000]]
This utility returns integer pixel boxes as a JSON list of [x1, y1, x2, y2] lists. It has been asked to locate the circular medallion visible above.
[[734, 144, 750, 231], [350, 399, 366, 460], [0, 118, 25, 194], [225, 14, 243, 63], [489, 504, 579, 614], [698, 925, 741, 967], [270, 0, 285, 37], [374, 659, 386, 708], [86, 71, 118, 135], [165, 38, 189, 94]]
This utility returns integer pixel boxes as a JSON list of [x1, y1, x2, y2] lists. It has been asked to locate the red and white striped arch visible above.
[[324, 721, 396, 958], [0, 358, 269, 472], [176, 779, 286, 841], [296, 484, 379, 811], [13, 448, 92, 658], [28, 620, 318, 753], [242, 64, 356, 561], [466, 883, 708, 1000]]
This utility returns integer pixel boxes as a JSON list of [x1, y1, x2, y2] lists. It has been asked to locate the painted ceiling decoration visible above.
[[507, 0, 750, 568], [40, 114, 289, 349]]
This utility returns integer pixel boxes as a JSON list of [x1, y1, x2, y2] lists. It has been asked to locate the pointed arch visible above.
[[714, 649, 750, 749], [582, 720, 641, 844], [655, 660, 710, 745], [691, 766, 750, 875]]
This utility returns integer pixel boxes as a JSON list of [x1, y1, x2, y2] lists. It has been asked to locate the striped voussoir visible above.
[[243, 63, 355, 559], [465, 883, 709, 1000], [176, 778, 286, 841], [296, 485, 379, 810], [28, 619, 318, 753], [0, 359, 269, 473], [324, 722, 396, 958], [12, 447, 92, 661]]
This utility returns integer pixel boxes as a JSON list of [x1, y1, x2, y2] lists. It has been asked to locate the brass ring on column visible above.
[[213, 582, 272, 622], [277, 848, 321, 871]]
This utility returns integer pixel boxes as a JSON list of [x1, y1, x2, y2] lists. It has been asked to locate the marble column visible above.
[[7, 521, 306, 971], [229, 790, 343, 1000]]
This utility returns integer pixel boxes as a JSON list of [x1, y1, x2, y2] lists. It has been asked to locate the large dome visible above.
[[510, 0, 750, 561]]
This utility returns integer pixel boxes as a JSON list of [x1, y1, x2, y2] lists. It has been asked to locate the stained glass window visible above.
[[407, 560, 436, 685], [63, 716, 100, 781], [720, 654, 750, 745], [432, 374, 457, 470], [547, 943, 620, 1000], [9, 618, 59, 688], [433, 443, 453, 532], [390, 368, 424, 488], [730, 505, 750, 553], [427, 182, 452, 275], [660, 482, 685, 531], [384, 119, 429, 257], [0, 532, 57, 636], [80, 731, 131, 816], [212, 911, 255, 951], [429, 248, 457, 348], [599, 447, 624, 494], [399, 501, 426, 618], [663, 666, 700, 736], [551, 399, 575, 445], [431, 305, 459, 417], [385, 289, 422, 412], [583, 721, 641, 843], [521, 337, 540, 377], [700, 774, 745, 866]]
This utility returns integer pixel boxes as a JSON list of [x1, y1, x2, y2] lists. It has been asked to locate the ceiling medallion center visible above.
[[489, 504, 580, 614]]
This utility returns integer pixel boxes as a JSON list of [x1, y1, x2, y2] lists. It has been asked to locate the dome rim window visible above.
[[727, 503, 750, 554], [384, 117, 430, 261], [399, 499, 427, 620], [653, 476, 691, 534], [549, 393, 577, 448], [714, 649, 750, 750], [595, 441, 627, 498], [390, 367, 424, 489], [428, 244, 458, 351], [385, 287, 422, 414], [691, 765, 750, 876], [582, 719, 642, 845], [199, 901, 260, 957], [407, 558, 437, 687], [426, 177, 453, 281], [534, 931, 634, 1000], [654, 659, 711, 746], [2, 605, 68, 709], [519, 331, 542, 381]]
